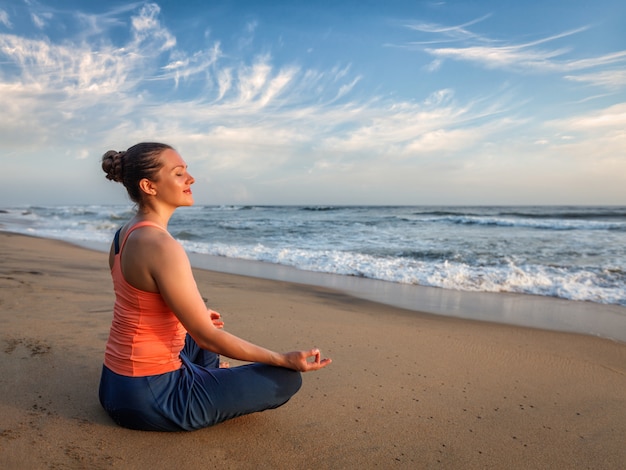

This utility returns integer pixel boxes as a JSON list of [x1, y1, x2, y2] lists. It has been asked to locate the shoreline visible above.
[[72, 233, 626, 343], [188, 252, 626, 343], [1, 230, 625, 468]]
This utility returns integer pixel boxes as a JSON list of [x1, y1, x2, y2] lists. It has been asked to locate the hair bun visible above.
[[102, 150, 125, 182]]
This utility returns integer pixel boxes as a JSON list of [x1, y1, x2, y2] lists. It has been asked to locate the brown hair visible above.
[[102, 142, 173, 204]]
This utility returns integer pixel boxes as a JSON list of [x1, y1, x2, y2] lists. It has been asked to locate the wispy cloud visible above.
[[0, 2, 536, 173], [549, 102, 626, 131], [1, 2, 622, 205], [423, 27, 589, 72], [539, 102, 626, 188], [565, 69, 626, 90], [131, 3, 176, 51], [162, 44, 222, 87], [423, 58, 442, 72], [0, 4, 180, 97], [425, 43, 566, 71], [413, 19, 626, 90], [30, 13, 46, 29], [0, 9, 11, 28], [405, 14, 492, 41]]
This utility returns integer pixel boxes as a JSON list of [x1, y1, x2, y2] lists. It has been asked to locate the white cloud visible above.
[[519, 103, 626, 197], [0, 2, 623, 205], [548, 102, 626, 131], [0, 9, 11, 28], [31, 13, 45, 29], [417, 21, 626, 88], [565, 69, 626, 90], [0, 33, 135, 96], [73, 4, 142, 41], [131, 3, 176, 51], [425, 43, 569, 71], [236, 57, 272, 104], [405, 14, 492, 41], [424, 58, 442, 72], [162, 44, 222, 87], [216, 66, 233, 100], [335, 76, 361, 101], [237, 19, 258, 50], [258, 66, 298, 106], [403, 127, 478, 155], [317, 94, 501, 161]]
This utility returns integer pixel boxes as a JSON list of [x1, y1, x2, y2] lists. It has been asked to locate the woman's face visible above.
[[152, 149, 195, 208]]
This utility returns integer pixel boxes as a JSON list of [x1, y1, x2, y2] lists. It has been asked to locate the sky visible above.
[[0, 0, 625, 206]]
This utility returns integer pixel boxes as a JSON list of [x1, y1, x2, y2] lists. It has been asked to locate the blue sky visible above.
[[0, 0, 624, 206]]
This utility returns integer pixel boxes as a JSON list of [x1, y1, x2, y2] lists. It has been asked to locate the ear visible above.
[[138, 178, 157, 196]]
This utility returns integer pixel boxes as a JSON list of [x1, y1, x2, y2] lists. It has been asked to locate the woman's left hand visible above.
[[281, 349, 332, 372]]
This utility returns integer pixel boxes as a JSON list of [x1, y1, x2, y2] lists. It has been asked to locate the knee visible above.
[[288, 370, 303, 396], [274, 368, 302, 402], [285, 370, 302, 398]]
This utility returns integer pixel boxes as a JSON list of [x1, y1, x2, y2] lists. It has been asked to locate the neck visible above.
[[134, 203, 175, 229]]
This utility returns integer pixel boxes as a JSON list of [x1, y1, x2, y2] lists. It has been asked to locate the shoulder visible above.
[[127, 225, 182, 254], [123, 226, 187, 270]]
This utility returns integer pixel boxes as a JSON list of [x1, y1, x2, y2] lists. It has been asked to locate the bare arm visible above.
[[145, 233, 331, 372]]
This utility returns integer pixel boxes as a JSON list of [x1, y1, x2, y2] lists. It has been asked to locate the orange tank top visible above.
[[104, 221, 186, 376]]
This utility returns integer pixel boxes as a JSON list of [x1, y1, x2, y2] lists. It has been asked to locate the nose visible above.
[[188, 171, 195, 184]]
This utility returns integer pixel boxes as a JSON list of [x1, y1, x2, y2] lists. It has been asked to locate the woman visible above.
[[99, 142, 331, 431]]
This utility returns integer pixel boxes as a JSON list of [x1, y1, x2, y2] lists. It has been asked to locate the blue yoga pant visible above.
[[99, 334, 302, 431]]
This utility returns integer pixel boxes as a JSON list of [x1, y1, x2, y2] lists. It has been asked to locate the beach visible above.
[[1, 231, 625, 469]]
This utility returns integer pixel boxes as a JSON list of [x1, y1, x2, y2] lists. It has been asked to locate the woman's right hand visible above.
[[282, 348, 332, 372]]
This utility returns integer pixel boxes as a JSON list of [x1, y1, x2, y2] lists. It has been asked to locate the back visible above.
[[103, 222, 186, 376]]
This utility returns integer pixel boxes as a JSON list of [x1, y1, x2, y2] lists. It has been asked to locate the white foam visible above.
[[181, 241, 626, 306], [3, 204, 625, 307]]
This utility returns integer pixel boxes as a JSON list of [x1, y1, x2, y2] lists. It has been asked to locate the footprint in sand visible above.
[[3, 337, 52, 356]]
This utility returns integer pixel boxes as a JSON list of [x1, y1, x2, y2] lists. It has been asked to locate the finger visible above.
[[312, 358, 332, 370], [301, 356, 331, 372], [308, 348, 321, 363]]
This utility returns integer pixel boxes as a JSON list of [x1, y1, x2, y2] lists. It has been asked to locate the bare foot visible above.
[[219, 361, 230, 368]]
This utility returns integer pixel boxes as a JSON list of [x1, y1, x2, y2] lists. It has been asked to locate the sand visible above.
[[0, 231, 625, 469]]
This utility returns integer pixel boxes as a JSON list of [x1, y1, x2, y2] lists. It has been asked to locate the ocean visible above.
[[1, 205, 625, 307], [2, 204, 626, 341]]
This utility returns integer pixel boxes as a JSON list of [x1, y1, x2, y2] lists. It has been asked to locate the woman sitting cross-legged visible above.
[[99, 142, 331, 432]]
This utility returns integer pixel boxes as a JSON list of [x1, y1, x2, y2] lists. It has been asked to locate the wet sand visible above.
[[1, 231, 625, 469]]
